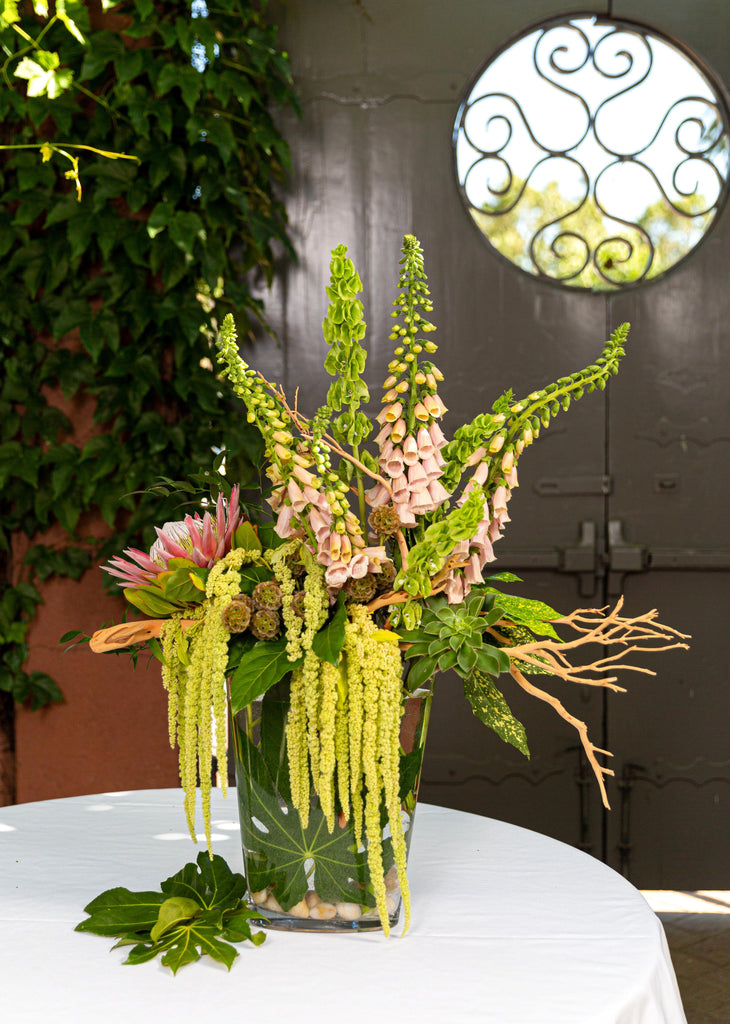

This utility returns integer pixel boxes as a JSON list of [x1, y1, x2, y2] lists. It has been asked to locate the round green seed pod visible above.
[[250, 609, 281, 641], [221, 595, 253, 633], [368, 504, 401, 537], [252, 580, 283, 610]]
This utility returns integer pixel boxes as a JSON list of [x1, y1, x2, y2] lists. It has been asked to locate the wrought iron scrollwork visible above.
[[453, 16, 730, 289]]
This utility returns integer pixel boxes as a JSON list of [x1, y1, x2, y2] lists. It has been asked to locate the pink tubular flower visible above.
[[104, 486, 242, 589], [402, 435, 419, 466], [324, 560, 350, 587], [428, 421, 447, 448]]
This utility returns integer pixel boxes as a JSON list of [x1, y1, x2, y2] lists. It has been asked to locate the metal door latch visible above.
[[559, 520, 601, 598], [607, 519, 648, 594]]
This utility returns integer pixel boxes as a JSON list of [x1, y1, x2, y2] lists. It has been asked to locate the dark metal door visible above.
[[269, 0, 730, 885]]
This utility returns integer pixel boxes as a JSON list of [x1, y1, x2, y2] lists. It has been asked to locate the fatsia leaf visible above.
[[222, 909, 267, 945], [161, 852, 246, 910], [149, 896, 200, 943], [237, 731, 386, 909], [464, 670, 529, 757], [259, 687, 292, 804], [236, 563, 272, 595], [76, 855, 265, 973], [127, 913, 239, 975], [229, 639, 302, 715], [75, 887, 166, 936]]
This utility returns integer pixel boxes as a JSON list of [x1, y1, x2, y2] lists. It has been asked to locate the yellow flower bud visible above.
[[395, 380, 409, 393], [274, 442, 292, 461], [383, 375, 397, 389], [489, 434, 505, 454], [390, 417, 407, 444]]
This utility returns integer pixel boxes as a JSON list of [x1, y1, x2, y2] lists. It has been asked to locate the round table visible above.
[[0, 789, 686, 1024]]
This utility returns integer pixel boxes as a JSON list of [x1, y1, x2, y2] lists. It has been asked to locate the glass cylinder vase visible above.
[[231, 679, 432, 932]]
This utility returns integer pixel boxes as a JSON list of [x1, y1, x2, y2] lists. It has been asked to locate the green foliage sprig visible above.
[[0, 0, 297, 710], [76, 853, 266, 973]]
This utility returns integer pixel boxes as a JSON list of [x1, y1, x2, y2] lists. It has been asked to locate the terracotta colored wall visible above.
[[14, 558, 178, 804]]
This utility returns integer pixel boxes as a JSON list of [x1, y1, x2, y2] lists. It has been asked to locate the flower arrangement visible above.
[[90, 234, 688, 942]]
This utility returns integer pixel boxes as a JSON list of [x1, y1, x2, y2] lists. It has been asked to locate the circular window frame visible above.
[[452, 12, 730, 292]]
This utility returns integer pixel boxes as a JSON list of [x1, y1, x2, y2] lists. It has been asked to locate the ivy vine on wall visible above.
[[0, 0, 298, 711]]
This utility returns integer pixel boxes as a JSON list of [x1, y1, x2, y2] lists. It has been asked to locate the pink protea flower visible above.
[[104, 486, 242, 588]]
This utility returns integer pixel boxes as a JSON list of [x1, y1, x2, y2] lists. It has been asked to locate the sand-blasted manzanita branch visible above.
[[492, 598, 690, 687], [486, 601, 691, 806], [509, 663, 616, 809]]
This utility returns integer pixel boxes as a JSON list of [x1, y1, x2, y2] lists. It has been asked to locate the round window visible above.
[[453, 16, 730, 290]]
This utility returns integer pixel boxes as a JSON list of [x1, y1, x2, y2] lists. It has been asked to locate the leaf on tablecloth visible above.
[[75, 853, 265, 972]]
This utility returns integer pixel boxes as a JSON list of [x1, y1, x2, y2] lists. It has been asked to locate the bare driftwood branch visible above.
[[510, 662, 615, 809], [493, 599, 690, 806], [489, 596, 690, 689], [90, 619, 196, 653]]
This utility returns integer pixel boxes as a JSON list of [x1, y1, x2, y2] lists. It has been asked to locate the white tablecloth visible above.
[[0, 789, 686, 1024]]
